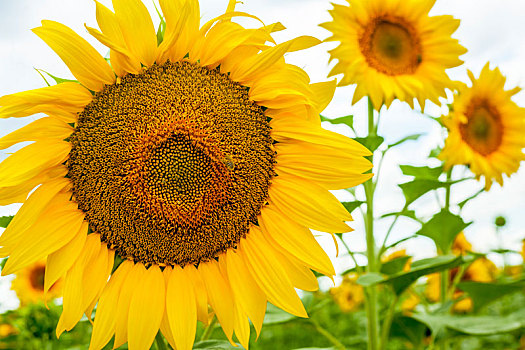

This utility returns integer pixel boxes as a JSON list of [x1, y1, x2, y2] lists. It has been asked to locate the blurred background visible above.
[[0, 0, 524, 338]]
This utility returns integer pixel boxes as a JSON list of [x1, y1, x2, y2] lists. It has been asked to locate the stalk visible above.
[[364, 97, 380, 350]]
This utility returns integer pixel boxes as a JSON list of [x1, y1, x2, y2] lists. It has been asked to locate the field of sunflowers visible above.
[[1, 0, 524, 349]]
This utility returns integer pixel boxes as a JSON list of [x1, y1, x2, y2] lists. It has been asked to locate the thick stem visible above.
[[155, 332, 168, 350], [310, 318, 346, 350], [364, 97, 380, 350], [439, 169, 453, 350]]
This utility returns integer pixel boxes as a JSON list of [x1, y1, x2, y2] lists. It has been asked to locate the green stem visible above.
[[310, 318, 346, 350], [155, 332, 168, 350], [339, 234, 363, 274], [364, 97, 380, 350], [379, 294, 399, 350], [439, 169, 453, 350], [200, 315, 217, 341]]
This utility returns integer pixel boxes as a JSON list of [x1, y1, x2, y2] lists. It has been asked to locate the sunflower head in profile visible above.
[[0, 0, 372, 349], [10, 260, 62, 306], [439, 63, 525, 189], [320, 0, 467, 110]]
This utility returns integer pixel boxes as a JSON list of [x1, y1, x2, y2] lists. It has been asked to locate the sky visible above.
[[0, 0, 524, 309]]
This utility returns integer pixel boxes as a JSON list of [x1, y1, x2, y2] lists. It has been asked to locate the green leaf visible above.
[[400, 165, 443, 179], [398, 179, 444, 205], [390, 315, 427, 345], [292, 348, 336, 350], [429, 146, 442, 159], [341, 201, 365, 214], [156, 19, 166, 46], [192, 340, 240, 349], [416, 210, 470, 253], [380, 256, 411, 275], [354, 136, 384, 153], [320, 114, 354, 129], [388, 133, 424, 149], [263, 303, 297, 325], [35, 68, 77, 84], [384, 255, 465, 295], [456, 280, 525, 312], [411, 313, 523, 338], [0, 216, 13, 228], [356, 273, 384, 286]]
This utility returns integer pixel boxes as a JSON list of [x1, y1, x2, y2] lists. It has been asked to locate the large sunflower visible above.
[[439, 63, 525, 189], [0, 0, 372, 349], [320, 0, 466, 110], [11, 260, 62, 306]]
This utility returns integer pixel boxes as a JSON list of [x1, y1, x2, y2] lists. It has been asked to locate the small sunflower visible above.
[[11, 260, 61, 306], [0, 0, 372, 349], [439, 63, 525, 189], [320, 0, 466, 110], [330, 273, 364, 312], [451, 232, 472, 255]]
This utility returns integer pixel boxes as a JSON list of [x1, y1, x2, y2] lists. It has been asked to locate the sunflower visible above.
[[320, 0, 466, 110], [10, 260, 62, 306], [439, 63, 525, 189], [0, 0, 372, 349], [330, 273, 364, 312]]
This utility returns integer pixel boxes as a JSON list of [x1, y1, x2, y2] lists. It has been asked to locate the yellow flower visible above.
[[320, 0, 466, 110], [382, 248, 411, 272], [401, 290, 420, 314], [0, 1, 372, 349], [0, 323, 16, 338], [330, 273, 364, 312], [451, 232, 472, 256], [439, 63, 525, 189], [10, 260, 61, 306]]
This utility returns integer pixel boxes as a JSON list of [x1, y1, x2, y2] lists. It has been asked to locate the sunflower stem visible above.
[[379, 293, 399, 349], [155, 331, 168, 350], [200, 315, 217, 341], [364, 97, 380, 350], [309, 318, 346, 350]]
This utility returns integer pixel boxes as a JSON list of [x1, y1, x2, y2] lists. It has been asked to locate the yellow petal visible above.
[[198, 260, 235, 341], [114, 262, 143, 348], [233, 302, 250, 349], [0, 176, 70, 248], [57, 234, 101, 337], [259, 206, 335, 276], [2, 197, 84, 275], [226, 249, 267, 337], [45, 221, 88, 295], [89, 260, 133, 350], [0, 140, 71, 188], [271, 116, 372, 156], [273, 251, 319, 292], [128, 264, 165, 350], [81, 238, 112, 314], [0, 117, 73, 150], [185, 264, 209, 325], [268, 175, 352, 233], [32, 21, 115, 91], [310, 80, 336, 112], [113, 0, 157, 66], [0, 82, 92, 119], [167, 266, 197, 350], [240, 226, 307, 318]]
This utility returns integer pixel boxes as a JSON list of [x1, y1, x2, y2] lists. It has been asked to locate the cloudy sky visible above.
[[0, 0, 524, 309]]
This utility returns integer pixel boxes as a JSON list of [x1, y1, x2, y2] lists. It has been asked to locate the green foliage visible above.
[[0, 215, 13, 228], [35, 68, 77, 85], [320, 115, 354, 129], [341, 201, 365, 214], [400, 165, 443, 179], [380, 256, 411, 275], [398, 179, 444, 205], [416, 210, 470, 252], [387, 134, 424, 149], [193, 340, 240, 349], [354, 136, 384, 152], [457, 280, 525, 311]]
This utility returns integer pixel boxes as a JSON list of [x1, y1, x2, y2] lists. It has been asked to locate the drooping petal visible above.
[[89, 260, 133, 350], [198, 260, 235, 342], [0, 117, 73, 150], [128, 264, 165, 350], [240, 226, 307, 318], [166, 265, 197, 350]]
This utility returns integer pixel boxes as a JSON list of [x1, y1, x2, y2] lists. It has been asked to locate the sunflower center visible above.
[[29, 266, 45, 291], [68, 61, 275, 267], [359, 17, 422, 75], [459, 99, 503, 156]]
